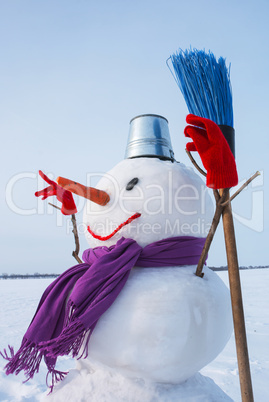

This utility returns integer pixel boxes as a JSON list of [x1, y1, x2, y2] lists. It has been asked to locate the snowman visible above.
[[60, 114, 233, 383], [2, 114, 233, 398]]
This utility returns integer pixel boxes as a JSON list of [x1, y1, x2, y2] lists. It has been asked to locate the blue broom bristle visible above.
[[168, 48, 234, 127]]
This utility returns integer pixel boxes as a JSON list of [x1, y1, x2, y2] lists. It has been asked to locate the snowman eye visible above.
[[126, 177, 139, 191]]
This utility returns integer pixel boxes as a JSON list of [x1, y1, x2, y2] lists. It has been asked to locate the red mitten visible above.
[[184, 114, 238, 189], [35, 170, 77, 215]]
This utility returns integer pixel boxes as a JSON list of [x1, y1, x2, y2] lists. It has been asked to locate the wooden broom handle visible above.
[[220, 189, 254, 402]]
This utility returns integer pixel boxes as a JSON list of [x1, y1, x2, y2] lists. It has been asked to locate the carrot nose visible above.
[[56, 177, 110, 206]]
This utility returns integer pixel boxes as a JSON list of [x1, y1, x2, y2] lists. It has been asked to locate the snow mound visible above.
[[44, 362, 233, 402]]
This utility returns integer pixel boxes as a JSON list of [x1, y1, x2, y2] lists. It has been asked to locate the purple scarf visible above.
[[1, 236, 205, 391]]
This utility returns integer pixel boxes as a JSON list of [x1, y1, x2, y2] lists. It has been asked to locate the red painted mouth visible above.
[[87, 212, 141, 241]]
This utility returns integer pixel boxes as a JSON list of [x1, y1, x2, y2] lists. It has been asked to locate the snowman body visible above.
[[82, 158, 232, 383]]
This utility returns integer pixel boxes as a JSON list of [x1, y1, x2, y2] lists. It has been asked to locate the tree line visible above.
[[1, 273, 59, 279]]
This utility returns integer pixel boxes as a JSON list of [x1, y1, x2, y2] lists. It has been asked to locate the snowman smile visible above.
[[87, 212, 141, 241]]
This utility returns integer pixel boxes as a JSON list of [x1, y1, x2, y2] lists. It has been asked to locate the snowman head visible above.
[[83, 157, 214, 248]]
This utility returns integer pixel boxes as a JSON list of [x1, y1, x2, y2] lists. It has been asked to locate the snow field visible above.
[[0, 269, 268, 401]]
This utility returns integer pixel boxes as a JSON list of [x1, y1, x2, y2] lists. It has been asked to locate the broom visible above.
[[168, 48, 254, 402]]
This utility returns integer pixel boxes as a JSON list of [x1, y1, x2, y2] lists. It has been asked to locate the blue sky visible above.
[[0, 0, 268, 274]]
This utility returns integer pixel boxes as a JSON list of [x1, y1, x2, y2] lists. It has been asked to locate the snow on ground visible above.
[[0, 269, 268, 402]]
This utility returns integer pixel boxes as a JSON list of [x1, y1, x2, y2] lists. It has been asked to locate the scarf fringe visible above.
[[46, 368, 68, 394], [44, 320, 91, 359], [1, 342, 68, 393], [1, 339, 43, 379], [1, 319, 91, 391]]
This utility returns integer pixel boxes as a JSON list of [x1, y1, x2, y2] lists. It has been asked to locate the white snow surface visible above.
[[0, 270, 268, 402]]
